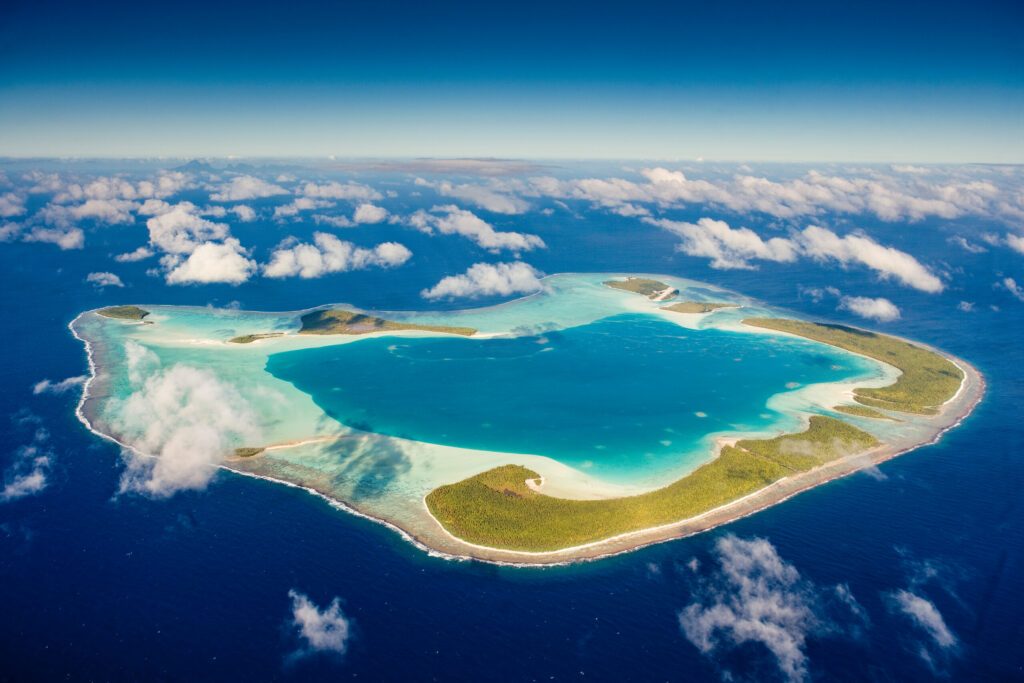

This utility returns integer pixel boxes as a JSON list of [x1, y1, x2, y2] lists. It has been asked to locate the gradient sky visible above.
[[0, 0, 1021, 161]]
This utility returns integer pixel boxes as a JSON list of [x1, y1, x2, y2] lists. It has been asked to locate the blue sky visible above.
[[0, 0, 1021, 160]]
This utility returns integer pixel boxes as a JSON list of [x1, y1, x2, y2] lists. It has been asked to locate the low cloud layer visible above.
[[680, 534, 866, 682], [649, 218, 944, 292], [210, 175, 288, 202], [32, 375, 87, 395], [263, 232, 411, 279], [288, 590, 352, 658], [2, 427, 53, 503], [838, 295, 901, 322], [86, 271, 124, 288], [410, 205, 545, 253], [110, 348, 260, 497], [421, 261, 544, 300]]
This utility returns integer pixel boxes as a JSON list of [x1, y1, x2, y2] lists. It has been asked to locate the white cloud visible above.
[[889, 590, 956, 650], [647, 217, 797, 269], [947, 235, 987, 254], [263, 232, 412, 279], [164, 239, 256, 285], [2, 429, 53, 503], [23, 226, 84, 250], [312, 214, 355, 229], [1006, 233, 1024, 255], [69, 198, 138, 224], [86, 271, 124, 288], [1001, 277, 1024, 302], [146, 203, 229, 254], [231, 205, 257, 222], [299, 181, 381, 201], [423, 179, 530, 214], [115, 246, 155, 262], [53, 172, 191, 203], [838, 296, 901, 322], [421, 261, 544, 300], [110, 359, 260, 497], [525, 167, 1018, 222], [799, 226, 945, 293], [210, 175, 288, 202], [353, 203, 389, 224], [33, 375, 87, 395], [273, 197, 334, 219], [957, 301, 975, 312], [288, 590, 351, 657], [412, 205, 545, 253], [679, 534, 866, 683], [0, 192, 26, 218]]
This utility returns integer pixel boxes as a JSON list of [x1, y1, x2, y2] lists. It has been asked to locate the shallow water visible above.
[[267, 313, 874, 483]]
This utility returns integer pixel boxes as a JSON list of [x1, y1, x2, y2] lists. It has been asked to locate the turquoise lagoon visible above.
[[265, 313, 877, 484]]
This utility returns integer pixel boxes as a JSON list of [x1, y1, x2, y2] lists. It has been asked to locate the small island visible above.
[[97, 305, 149, 320], [604, 277, 678, 301], [298, 309, 477, 337], [228, 333, 285, 344], [662, 301, 738, 314]]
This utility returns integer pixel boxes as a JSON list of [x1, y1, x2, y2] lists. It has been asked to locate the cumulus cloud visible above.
[[1006, 233, 1024, 255], [115, 246, 155, 262], [288, 590, 352, 658], [163, 239, 257, 285], [263, 232, 411, 279], [146, 203, 230, 254], [838, 296, 901, 322], [421, 261, 544, 300], [417, 178, 530, 214], [1001, 277, 1024, 302], [110, 358, 260, 497], [2, 429, 53, 503], [650, 219, 943, 292], [53, 172, 190, 204], [799, 226, 944, 293], [679, 534, 867, 683], [0, 192, 27, 218], [210, 175, 288, 202], [312, 214, 355, 229], [647, 217, 797, 269], [231, 205, 257, 222], [947, 235, 987, 254], [32, 375, 87, 395], [523, 167, 1018, 222], [299, 181, 381, 201], [86, 271, 124, 288], [886, 590, 958, 672], [22, 226, 85, 250], [273, 197, 334, 219], [411, 205, 545, 253], [352, 203, 389, 224]]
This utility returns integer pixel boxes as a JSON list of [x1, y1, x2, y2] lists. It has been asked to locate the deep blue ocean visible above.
[[1, 163, 1022, 682]]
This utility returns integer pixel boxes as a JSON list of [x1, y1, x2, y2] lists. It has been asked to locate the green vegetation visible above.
[[833, 404, 897, 421], [744, 318, 963, 415], [298, 309, 477, 337], [662, 301, 737, 314], [603, 277, 677, 299], [426, 416, 876, 551], [98, 305, 149, 321], [228, 333, 284, 344], [233, 447, 265, 458]]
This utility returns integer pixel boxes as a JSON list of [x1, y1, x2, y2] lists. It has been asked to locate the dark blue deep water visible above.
[[1, 166, 1022, 682]]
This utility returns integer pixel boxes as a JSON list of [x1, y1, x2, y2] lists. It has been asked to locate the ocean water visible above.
[[1, 164, 1022, 682], [266, 313, 874, 483]]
